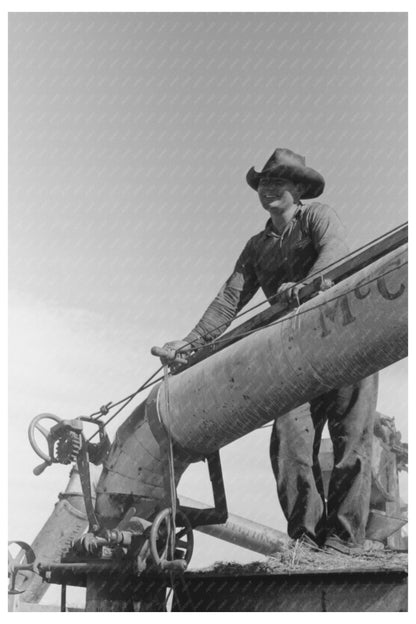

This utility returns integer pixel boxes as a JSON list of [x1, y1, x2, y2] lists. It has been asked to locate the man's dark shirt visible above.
[[185, 202, 349, 346]]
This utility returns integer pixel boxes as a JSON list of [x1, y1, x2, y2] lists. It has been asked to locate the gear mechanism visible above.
[[56, 430, 82, 464]]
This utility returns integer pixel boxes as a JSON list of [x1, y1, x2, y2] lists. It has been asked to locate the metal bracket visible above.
[[77, 441, 100, 532], [179, 450, 228, 527]]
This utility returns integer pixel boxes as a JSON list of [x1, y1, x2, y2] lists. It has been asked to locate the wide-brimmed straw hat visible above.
[[246, 148, 325, 199]]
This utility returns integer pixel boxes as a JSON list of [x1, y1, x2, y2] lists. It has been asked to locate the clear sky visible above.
[[8, 12, 407, 606]]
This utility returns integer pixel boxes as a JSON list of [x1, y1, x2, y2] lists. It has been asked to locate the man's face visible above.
[[257, 178, 298, 211]]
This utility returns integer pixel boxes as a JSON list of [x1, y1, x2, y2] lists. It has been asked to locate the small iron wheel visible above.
[[8, 541, 36, 595], [149, 508, 193, 568]]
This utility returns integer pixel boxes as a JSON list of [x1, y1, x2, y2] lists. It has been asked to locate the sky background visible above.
[[8, 12, 407, 607]]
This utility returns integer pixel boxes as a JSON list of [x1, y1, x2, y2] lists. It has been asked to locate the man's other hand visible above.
[[161, 340, 192, 365], [276, 282, 306, 305]]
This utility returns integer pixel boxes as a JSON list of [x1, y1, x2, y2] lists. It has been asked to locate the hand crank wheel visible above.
[[149, 508, 193, 568], [28, 413, 62, 462]]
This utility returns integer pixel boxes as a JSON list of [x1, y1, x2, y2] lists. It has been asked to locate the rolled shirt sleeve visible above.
[[184, 239, 260, 347]]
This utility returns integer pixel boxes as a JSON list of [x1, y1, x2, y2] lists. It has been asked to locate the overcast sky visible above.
[[8, 12, 407, 606]]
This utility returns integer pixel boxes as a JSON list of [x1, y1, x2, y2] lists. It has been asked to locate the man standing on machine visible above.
[[160, 148, 378, 554]]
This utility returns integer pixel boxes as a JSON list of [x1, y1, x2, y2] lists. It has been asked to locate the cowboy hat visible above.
[[246, 148, 325, 199]]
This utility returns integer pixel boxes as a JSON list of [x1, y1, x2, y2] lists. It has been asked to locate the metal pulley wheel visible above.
[[8, 541, 36, 595], [149, 508, 193, 570]]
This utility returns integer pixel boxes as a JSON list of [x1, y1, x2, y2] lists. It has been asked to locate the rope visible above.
[[161, 365, 178, 560], [164, 584, 174, 612]]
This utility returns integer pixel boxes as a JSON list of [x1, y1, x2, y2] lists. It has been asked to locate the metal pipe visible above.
[[180, 496, 289, 556]]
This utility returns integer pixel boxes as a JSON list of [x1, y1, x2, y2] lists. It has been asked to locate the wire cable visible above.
[[87, 366, 163, 441]]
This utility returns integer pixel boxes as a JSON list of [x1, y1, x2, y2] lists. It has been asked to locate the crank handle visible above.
[[159, 559, 188, 573], [33, 459, 52, 476]]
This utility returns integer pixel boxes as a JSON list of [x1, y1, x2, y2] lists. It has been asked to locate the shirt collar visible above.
[[264, 204, 303, 238]]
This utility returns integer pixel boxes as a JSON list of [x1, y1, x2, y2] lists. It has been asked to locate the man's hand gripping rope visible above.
[[151, 341, 193, 367]]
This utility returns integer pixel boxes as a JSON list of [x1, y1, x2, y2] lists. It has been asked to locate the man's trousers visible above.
[[269, 374, 379, 545]]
